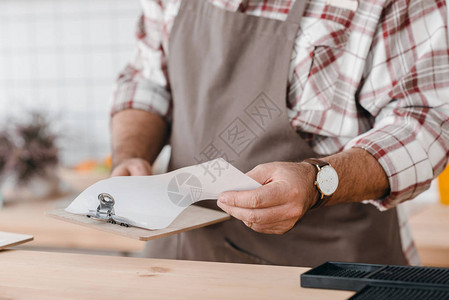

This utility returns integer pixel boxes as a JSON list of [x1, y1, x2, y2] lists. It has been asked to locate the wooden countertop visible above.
[[408, 203, 449, 267], [0, 250, 354, 300]]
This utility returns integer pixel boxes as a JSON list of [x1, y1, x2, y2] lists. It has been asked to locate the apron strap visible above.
[[286, 0, 308, 24]]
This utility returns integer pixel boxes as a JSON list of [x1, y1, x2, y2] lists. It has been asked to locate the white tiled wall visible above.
[[0, 0, 141, 166]]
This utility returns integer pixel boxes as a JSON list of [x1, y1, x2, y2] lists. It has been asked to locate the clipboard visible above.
[[0, 231, 34, 250], [47, 205, 230, 241]]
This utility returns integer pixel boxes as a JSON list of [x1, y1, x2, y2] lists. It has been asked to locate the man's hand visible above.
[[217, 148, 391, 235], [217, 162, 318, 234], [111, 158, 152, 176]]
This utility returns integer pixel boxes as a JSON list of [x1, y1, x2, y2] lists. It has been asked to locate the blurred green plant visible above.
[[0, 133, 13, 177], [0, 112, 59, 183]]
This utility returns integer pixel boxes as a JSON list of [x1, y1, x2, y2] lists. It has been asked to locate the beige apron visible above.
[[161, 0, 406, 266]]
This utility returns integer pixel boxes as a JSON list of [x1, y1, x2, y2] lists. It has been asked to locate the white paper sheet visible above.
[[0, 231, 34, 249], [65, 158, 260, 230]]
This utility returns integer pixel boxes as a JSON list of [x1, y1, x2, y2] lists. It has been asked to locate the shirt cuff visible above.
[[344, 125, 434, 210], [111, 78, 172, 122]]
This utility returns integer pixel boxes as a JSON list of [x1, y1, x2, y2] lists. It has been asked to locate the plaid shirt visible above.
[[112, 0, 449, 264]]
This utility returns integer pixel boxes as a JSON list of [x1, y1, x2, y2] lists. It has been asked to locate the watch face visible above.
[[317, 165, 339, 196]]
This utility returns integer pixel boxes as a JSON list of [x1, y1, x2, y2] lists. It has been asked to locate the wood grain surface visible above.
[[409, 203, 449, 267], [0, 250, 354, 300]]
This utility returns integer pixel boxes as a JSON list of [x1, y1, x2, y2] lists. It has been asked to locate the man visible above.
[[110, 0, 449, 266]]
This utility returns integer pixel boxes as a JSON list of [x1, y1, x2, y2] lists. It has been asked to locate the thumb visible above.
[[246, 164, 271, 185], [110, 165, 131, 177], [128, 161, 152, 176]]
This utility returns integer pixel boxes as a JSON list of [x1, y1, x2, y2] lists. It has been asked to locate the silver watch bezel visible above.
[[315, 165, 339, 196]]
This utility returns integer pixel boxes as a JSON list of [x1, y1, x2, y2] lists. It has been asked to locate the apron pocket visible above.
[[224, 238, 271, 265]]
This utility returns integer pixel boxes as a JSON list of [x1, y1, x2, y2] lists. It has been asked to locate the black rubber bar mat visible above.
[[348, 284, 449, 300], [301, 262, 449, 291]]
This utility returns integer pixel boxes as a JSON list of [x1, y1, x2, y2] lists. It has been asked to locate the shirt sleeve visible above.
[[344, 0, 449, 210], [111, 0, 172, 122]]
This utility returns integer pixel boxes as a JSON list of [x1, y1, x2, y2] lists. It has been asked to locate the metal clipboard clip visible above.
[[86, 193, 131, 227]]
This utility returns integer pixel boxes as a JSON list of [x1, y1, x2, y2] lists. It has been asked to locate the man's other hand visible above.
[[110, 158, 152, 176], [217, 162, 318, 234]]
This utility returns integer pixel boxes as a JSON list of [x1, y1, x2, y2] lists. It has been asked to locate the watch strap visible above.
[[304, 158, 329, 169], [304, 158, 331, 209]]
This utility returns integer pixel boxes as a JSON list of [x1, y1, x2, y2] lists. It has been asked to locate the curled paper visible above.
[[65, 158, 261, 230]]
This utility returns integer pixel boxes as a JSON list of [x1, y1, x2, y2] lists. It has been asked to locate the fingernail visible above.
[[218, 195, 228, 204]]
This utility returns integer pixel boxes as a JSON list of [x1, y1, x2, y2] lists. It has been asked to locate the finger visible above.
[[218, 181, 284, 209], [246, 164, 272, 184], [247, 218, 298, 235], [128, 162, 152, 176], [111, 165, 131, 177], [217, 201, 293, 225]]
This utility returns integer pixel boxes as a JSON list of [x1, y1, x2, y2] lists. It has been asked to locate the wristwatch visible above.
[[304, 158, 339, 209]]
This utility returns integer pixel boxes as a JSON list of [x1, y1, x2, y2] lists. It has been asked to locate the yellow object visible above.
[[73, 156, 112, 173], [74, 160, 97, 172], [104, 155, 112, 170], [438, 165, 449, 205]]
